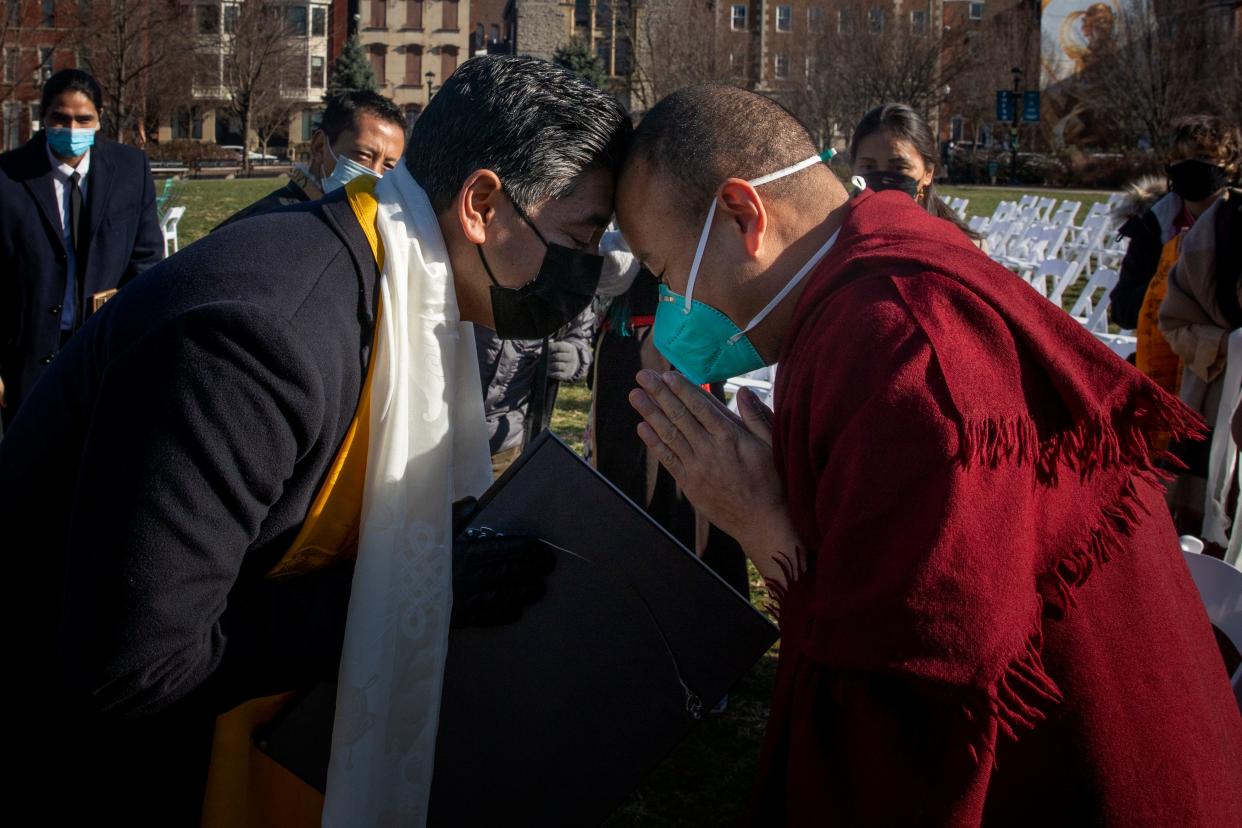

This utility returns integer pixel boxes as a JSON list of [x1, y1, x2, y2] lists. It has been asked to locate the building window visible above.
[[3, 101, 20, 152], [41, 0, 53, 26], [29, 101, 40, 129], [405, 0, 422, 29], [867, 7, 883, 32], [837, 7, 853, 33], [442, 0, 458, 30], [37, 46, 53, 82], [807, 7, 822, 33], [440, 45, 457, 80], [490, 23, 500, 42], [312, 6, 326, 35], [596, 37, 611, 71], [2, 47, 16, 83], [969, 1, 984, 19], [172, 107, 204, 140], [311, 55, 325, 87], [731, 4, 746, 30], [224, 4, 239, 33], [774, 53, 788, 79], [615, 35, 632, 74], [911, 9, 926, 34], [197, 3, 218, 34], [574, 0, 590, 30], [285, 5, 307, 35], [950, 115, 964, 142], [404, 44, 422, 84], [370, 0, 386, 28], [300, 109, 316, 141], [369, 44, 386, 83], [770, 4, 789, 31]]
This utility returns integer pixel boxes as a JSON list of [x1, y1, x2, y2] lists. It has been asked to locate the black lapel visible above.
[[319, 190, 381, 327], [19, 134, 67, 257]]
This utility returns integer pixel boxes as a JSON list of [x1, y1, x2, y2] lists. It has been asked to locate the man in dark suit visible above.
[[0, 55, 628, 822], [0, 69, 162, 426], [213, 89, 407, 230]]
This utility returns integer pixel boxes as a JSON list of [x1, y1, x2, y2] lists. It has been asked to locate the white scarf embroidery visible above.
[[323, 166, 493, 825]]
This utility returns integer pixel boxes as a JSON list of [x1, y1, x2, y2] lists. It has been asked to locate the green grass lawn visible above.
[[161, 176, 286, 247]]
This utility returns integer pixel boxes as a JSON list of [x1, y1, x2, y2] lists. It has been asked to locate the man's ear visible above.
[[457, 169, 505, 245], [717, 178, 766, 258]]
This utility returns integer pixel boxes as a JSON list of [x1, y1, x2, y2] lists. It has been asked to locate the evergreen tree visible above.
[[327, 34, 379, 97], [552, 37, 608, 90]]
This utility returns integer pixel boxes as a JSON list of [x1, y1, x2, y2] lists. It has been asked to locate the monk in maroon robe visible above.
[[618, 85, 1242, 825]]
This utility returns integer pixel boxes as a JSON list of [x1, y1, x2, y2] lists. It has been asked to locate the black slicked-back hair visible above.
[[626, 84, 820, 224], [40, 69, 103, 117], [319, 90, 406, 144], [405, 55, 631, 213]]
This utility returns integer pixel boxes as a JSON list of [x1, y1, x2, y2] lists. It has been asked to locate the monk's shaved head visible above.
[[626, 84, 822, 224]]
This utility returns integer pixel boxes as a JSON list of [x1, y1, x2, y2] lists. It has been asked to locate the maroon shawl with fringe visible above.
[[754, 190, 1242, 826]]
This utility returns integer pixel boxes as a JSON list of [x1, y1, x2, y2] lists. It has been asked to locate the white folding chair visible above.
[[1069, 267, 1119, 332], [968, 215, 989, 234], [1035, 196, 1057, 222], [1180, 547, 1242, 703], [1033, 259, 1082, 306], [725, 365, 776, 413], [1005, 226, 1069, 276], [1050, 200, 1081, 228], [160, 205, 185, 258]]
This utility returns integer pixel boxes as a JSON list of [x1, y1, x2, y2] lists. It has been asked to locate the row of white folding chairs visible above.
[[1023, 262, 1136, 359]]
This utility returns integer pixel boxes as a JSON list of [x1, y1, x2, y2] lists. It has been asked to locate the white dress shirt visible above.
[[46, 143, 91, 331]]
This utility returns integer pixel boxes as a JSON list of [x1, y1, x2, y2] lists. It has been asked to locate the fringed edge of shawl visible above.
[[957, 397, 1204, 767], [763, 547, 807, 625], [958, 393, 1206, 482]]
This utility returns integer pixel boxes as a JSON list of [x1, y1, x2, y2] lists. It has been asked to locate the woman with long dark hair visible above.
[[849, 103, 978, 239]]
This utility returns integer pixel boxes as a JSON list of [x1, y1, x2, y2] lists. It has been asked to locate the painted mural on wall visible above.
[[1040, 0, 1121, 149]]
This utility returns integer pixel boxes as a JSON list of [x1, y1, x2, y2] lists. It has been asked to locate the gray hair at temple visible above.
[[624, 84, 822, 226], [405, 55, 632, 214]]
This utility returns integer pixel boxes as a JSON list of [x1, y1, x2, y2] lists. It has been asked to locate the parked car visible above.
[[218, 145, 283, 164]]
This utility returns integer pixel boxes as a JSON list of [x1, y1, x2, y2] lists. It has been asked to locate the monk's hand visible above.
[[450, 528, 556, 629], [629, 370, 801, 586]]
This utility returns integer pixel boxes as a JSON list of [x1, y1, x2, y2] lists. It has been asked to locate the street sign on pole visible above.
[[996, 90, 1015, 122], [1022, 91, 1040, 123]]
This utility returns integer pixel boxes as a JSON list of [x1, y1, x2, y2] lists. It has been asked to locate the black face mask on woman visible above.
[[476, 196, 603, 340], [861, 169, 921, 199], [1167, 159, 1229, 203]]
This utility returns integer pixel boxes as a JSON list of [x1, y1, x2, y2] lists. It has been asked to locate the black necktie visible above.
[[69, 170, 82, 254]]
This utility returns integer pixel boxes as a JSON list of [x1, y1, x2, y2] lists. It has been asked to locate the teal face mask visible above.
[[653, 150, 841, 385], [46, 127, 96, 158]]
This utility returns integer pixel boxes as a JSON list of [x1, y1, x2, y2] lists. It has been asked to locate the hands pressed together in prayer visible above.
[[628, 370, 804, 589]]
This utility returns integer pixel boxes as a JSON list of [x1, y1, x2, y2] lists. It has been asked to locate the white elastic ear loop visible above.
[[730, 227, 842, 343], [684, 198, 719, 312], [686, 152, 827, 314]]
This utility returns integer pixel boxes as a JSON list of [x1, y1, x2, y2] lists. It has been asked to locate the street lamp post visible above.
[[425, 70, 436, 103], [1010, 66, 1022, 185]]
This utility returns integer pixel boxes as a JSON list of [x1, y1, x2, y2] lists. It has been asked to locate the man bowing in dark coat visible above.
[[0, 55, 629, 825], [0, 69, 162, 426]]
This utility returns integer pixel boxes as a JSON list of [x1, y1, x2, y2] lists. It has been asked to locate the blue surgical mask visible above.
[[653, 150, 841, 385], [47, 127, 96, 158], [321, 142, 380, 193]]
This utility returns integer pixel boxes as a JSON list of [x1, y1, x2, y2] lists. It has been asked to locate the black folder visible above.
[[257, 430, 778, 826]]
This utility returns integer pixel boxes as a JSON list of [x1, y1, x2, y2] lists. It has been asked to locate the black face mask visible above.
[[861, 170, 921, 199], [477, 198, 603, 340], [1167, 160, 1228, 203]]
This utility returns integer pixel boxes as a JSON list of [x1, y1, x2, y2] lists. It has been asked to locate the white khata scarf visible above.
[[322, 165, 493, 825]]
